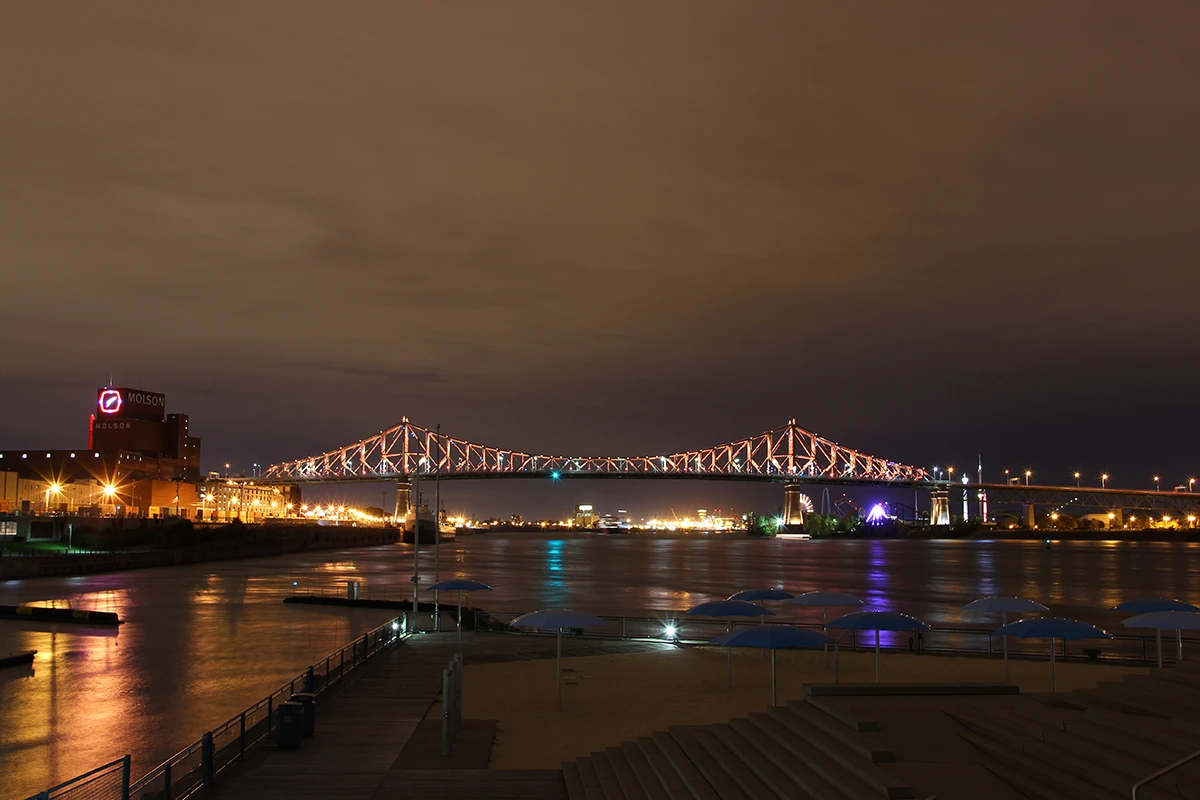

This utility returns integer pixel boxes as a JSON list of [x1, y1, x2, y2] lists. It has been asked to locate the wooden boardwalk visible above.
[[205, 631, 670, 800]]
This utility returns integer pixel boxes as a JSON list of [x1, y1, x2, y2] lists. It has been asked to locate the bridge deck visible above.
[[204, 631, 668, 800]]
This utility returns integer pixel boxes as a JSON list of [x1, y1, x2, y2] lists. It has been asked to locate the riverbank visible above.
[[0, 524, 399, 580]]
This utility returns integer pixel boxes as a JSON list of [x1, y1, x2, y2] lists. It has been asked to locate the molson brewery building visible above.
[[0, 387, 203, 518]]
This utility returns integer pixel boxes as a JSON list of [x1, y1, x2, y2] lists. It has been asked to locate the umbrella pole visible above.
[[771, 649, 777, 706], [834, 641, 840, 684], [1050, 637, 1056, 692], [727, 618, 733, 689], [875, 629, 881, 684], [1002, 611, 1009, 682], [556, 629, 562, 711], [1157, 630, 1162, 668], [823, 606, 829, 667], [1178, 629, 1184, 663], [457, 590, 463, 644]]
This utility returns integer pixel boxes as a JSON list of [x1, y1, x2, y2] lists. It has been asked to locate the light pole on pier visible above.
[[434, 423, 441, 633]]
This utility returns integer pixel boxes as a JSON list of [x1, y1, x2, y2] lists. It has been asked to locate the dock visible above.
[[205, 631, 669, 800]]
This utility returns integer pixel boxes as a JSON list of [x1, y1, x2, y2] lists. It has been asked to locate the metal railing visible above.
[[493, 611, 1200, 666], [127, 616, 403, 799], [33, 617, 405, 800], [26, 756, 130, 800], [1132, 749, 1200, 798]]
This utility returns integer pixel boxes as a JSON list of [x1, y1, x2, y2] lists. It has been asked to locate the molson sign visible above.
[[96, 387, 166, 422]]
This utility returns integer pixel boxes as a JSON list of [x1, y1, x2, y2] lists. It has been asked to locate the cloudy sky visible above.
[[3, 2, 1198, 517]]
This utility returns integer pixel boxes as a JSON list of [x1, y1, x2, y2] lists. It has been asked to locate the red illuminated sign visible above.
[[98, 390, 123, 415]]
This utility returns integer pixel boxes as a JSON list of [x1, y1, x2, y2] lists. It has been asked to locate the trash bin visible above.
[[276, 701, 304, 749], [290, 692, 317, 737]]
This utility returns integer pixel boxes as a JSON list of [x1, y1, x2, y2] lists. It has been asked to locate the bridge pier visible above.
[[1022, 503, 1035, 529], [394, 481, 412, 524], [1110, 507, 1124, 529], [783, 483, 808, 527], [930, 490, 950, 526]]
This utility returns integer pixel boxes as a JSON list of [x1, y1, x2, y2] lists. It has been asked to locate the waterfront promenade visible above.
[[204, 631, 670, 800]]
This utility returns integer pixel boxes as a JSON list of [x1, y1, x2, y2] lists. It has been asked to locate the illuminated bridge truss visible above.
[[260, 418, 930, 485]]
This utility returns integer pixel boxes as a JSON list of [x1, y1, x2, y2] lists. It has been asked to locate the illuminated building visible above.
[[575, 503, 597, 528]]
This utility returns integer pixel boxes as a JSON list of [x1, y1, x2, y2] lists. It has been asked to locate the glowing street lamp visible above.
[[1191, 478, 1196, 493], [1024, 470, 1032, 486], [1101, 474, 1109, 489], [1154, 476, 1160, 492], [1074, 472, 1081, 487]]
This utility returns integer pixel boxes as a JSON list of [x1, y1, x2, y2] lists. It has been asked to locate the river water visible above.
[[1, 534, 1196, 797]]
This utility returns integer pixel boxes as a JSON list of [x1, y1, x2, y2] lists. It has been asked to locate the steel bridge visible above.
[[260, 418, 928, 485], [256, 417, 1200, 523]]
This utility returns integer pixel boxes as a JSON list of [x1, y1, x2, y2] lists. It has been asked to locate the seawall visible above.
[[0, 525, 400, 580]]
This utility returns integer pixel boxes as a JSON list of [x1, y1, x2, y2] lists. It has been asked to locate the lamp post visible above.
[[1154, 476, 1160, 492], [1024, 470, 1032, 486], [1101, 473, 1109, 489], [1074, 472, 1081, 487], [434, 423, 442, 633], [1191, 478, 1196, 493]]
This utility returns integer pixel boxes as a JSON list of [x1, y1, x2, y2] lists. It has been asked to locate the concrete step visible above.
[[667, 726, 752, 800], [956, 731, 1012, 764], [590, 751, 625, 800], [1021, 738, 1146, 788], [749, 711, 906, 800], [766, 706, 913, 798], [790, 700, 895, 762], [649, 731, 722, 800], [983, 761, 1071, 800], [606, 746, 650, 800], [998, 750, 1120, 800], [620, 741, 671, 800], [564, 760, 589, 800], [575, 756, 608, 800], [1071, 711, 1200, 759], [727, 717, 848, 800], [1066, 687, 1174, 718], [802, 697, 881, 732], [690, 725, 788, 800], [1095, 679, 1200, 715], [1041, 728, 1162, 777], [941, 706, 1035, 753]]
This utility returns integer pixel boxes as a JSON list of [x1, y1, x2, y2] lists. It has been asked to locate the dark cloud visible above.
[[2, 1, 1198, 515]]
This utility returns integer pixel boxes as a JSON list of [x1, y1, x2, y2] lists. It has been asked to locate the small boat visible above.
[[0, 650, 36, 670], [775, 532, 812, 541]]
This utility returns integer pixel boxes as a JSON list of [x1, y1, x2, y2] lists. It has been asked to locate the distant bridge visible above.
[[260, 418, 928, 485], [256, 418, 1199, 522]]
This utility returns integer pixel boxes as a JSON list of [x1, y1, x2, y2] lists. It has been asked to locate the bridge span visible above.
[[254, 418, 1198, 524]]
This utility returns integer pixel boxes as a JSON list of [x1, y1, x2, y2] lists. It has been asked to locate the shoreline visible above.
[[0, 524, 399, 580]]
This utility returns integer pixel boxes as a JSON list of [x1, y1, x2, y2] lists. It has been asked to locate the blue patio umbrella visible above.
[[429, 579, 492, 643], [827, 611, 931, 683], [511, 609, 609, 710], [1122, 610, 1200, 667], [710, 626, 834, 705], [995, 617, 1111, 692], [729, 588, 795, 658], [686, 600, 774, 688], [784, 591, 864, 666], [728, 588, 795, 602], [962, 596, 1049, 681], [1113, 599, 1199, 667]]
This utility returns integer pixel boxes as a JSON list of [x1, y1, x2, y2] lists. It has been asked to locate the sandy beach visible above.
[[455, 646, 1146, 769]]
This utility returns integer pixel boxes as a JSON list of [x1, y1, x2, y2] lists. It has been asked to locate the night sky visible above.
[[3, 2, 1199, 518]]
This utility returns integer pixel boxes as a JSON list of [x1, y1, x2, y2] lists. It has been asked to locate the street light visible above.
[[1154, 476, 1160, 492], [1191, 478, 1196, 493], [1101, 474, 1109, 488], [1073, 472, 1081, 487], [1024, 470, 1032, 486]]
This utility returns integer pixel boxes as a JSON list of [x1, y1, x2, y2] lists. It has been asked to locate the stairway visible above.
[[949, 668, 1200, 799], [562, 698, 914, 800]]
